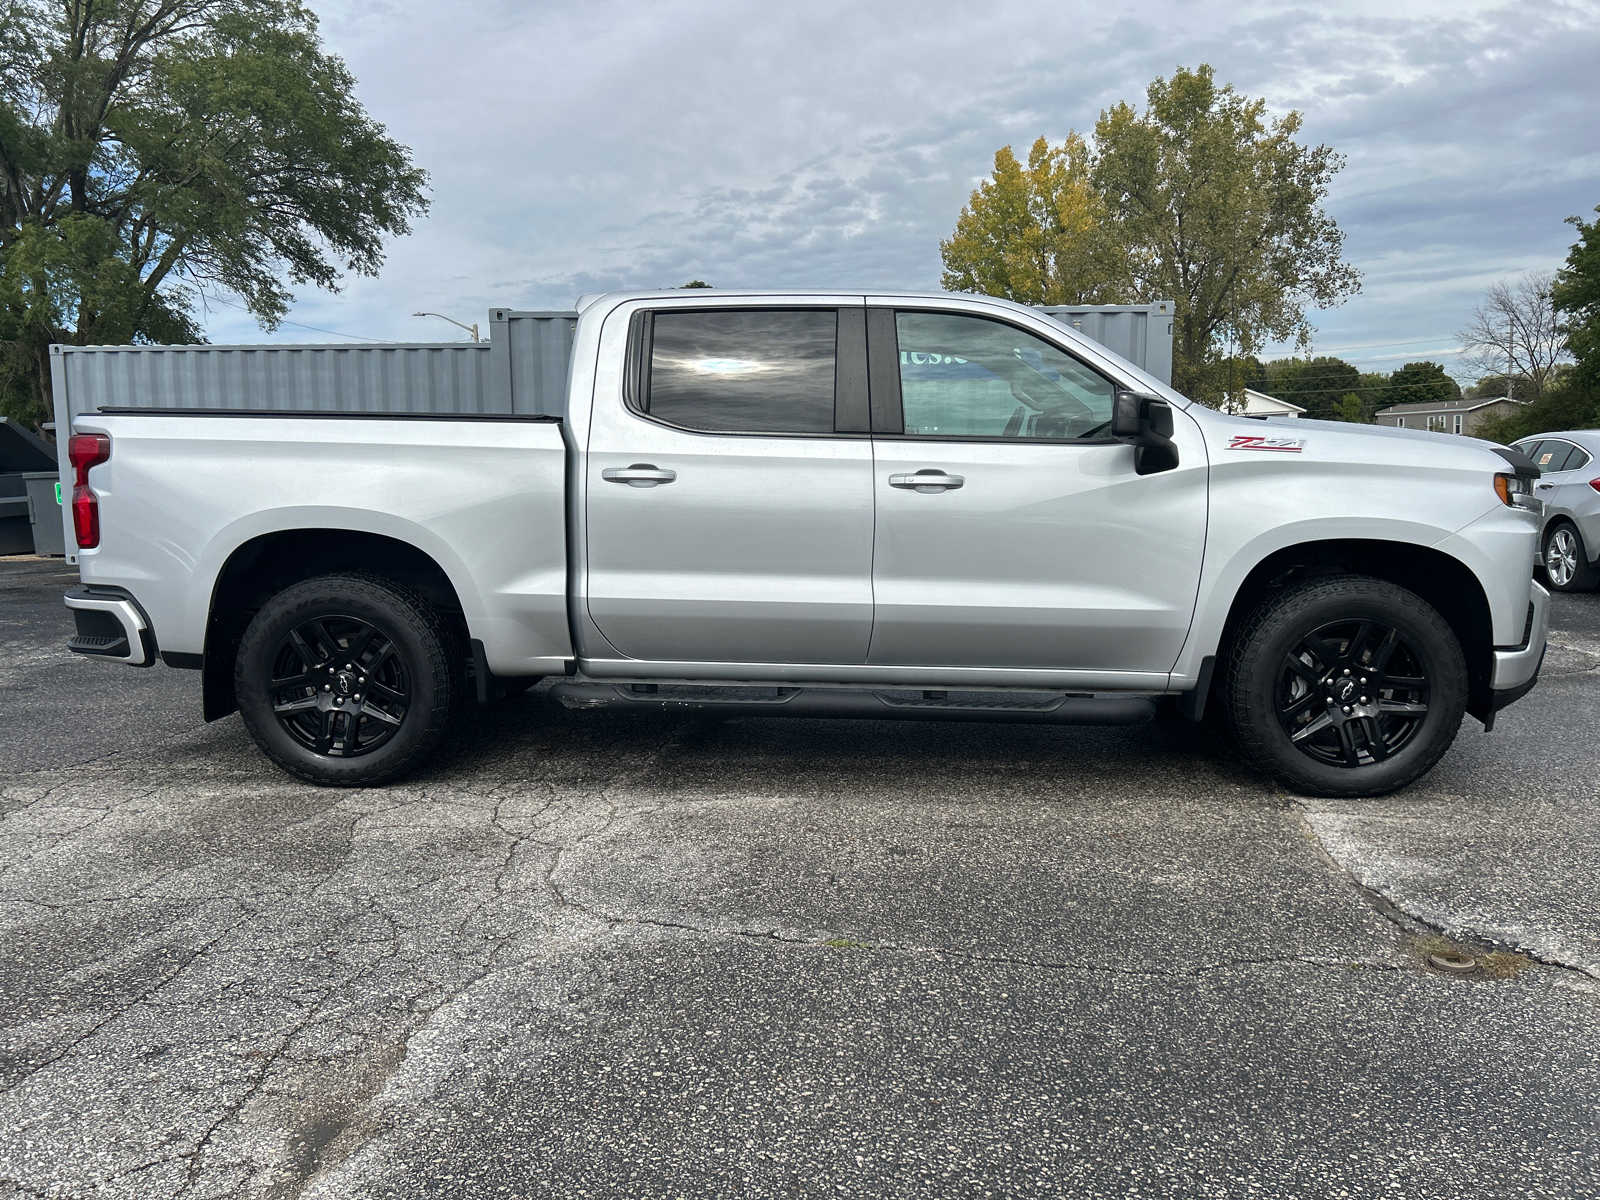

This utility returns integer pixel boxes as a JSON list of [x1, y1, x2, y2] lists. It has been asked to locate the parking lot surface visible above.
[[1, 555, 1597, 1198]]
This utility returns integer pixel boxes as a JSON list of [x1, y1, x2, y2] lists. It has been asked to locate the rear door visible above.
[[864, 305, 1208, 676], [583, 304, 876, 665]]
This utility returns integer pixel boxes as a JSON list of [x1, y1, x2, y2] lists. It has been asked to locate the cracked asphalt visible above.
[[2, 555, 1597, 1198]]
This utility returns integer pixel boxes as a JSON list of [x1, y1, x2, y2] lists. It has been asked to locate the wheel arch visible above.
[[1212, 538, 1496, 723], [202, 529, 468, 721]]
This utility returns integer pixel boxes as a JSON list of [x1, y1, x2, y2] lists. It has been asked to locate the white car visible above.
[[1511, 431, 1600, 591]]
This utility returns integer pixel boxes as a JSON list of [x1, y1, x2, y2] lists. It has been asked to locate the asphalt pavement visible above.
[[1, 555, 1596, 1198]]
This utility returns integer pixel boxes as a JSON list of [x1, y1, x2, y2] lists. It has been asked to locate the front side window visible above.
[[894, 311, 1115, 440], [640, 309, 837, 434]]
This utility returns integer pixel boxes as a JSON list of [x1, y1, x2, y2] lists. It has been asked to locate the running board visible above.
[[547, 683, 1156, 726]]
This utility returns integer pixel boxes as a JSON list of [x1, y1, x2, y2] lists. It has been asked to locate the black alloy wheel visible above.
[[235, 573, 462, 786], [269, 614, 411, 759], [1276, 618, 1430, 768], [1222, 575, 1467, 798]]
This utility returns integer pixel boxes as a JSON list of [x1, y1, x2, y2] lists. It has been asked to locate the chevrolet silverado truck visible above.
[[58, 290, 1548, 797]]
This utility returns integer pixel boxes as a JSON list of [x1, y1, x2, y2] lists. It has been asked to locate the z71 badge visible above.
[[1227, 434, 1304, 453]]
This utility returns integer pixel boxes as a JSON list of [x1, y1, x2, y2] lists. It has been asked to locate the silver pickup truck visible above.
[[57, 289, 1547, 797]]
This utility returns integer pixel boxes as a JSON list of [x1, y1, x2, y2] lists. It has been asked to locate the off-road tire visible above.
[[235, 572, 462, 786], [1542, 521, 1600, 593], [1221, 575, 1467, 798]]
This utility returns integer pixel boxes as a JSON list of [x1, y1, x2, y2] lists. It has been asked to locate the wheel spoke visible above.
[[1345, 621, 1374, 667], [1367, 628, 1400, 674], [365, 640, 397, 677], [1291, 711, 1334, 743], [1378, 699, 1428, 715], [313, 708, 335, 754], [1384, 675, 1427, 690], [273, 695, 322, 716], [344, 623, 382, 665], [334, 712, 355, 755], [1301, 633, 1341, 672], [305, 620, 342, 662], [1336, 721, 1361, 767], [1360, 717, 1389, 760], [1284, 652, 1323, 686], [1282, 691, 1320, 719], [366, 678, 406, 704], [287, 628, 325, 671], [271, 669, 320, 689], [358, 701, 402, 727]]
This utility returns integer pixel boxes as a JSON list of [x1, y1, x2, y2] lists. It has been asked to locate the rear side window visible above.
[[1535, 441, 1577, 472], [639, 309, 837, 434], [893, 311, 1116, 440]]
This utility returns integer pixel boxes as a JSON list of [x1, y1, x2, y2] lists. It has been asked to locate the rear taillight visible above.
[[68, 434, 110, 549], [1590, 479, 1600, 494]]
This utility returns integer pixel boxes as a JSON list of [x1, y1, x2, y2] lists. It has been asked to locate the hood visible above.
[[1192, 409, 1513, 470]]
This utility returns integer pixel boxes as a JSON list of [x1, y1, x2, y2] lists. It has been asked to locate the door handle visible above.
[[602, 464, 677, 488], [889, 470, 964, 493], [1537, 483, 1554, 490]]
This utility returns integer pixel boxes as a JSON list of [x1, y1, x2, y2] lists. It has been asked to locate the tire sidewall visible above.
[[1231, 580, 1467, 797], [235, 576, 452, 786]]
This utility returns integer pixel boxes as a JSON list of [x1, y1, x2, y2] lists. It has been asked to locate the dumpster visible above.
[[24, 471, 65, 556], [0, 417, 58, 555]]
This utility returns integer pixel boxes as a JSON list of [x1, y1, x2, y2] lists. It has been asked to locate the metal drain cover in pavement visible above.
[[1428, 952, 1478, 973]]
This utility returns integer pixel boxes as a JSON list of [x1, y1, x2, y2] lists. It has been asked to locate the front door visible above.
[[584, 304, 876, 665], [866, 307, 1209, 675]]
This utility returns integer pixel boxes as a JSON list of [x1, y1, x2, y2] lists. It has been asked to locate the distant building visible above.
[[1373, 396, 1524, 436], [1222, 389, 1306, 419]]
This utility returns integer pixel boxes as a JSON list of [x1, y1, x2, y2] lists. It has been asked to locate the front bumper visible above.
[[64, 585, 156, 667], [1490, 581, 1548, 692], [1483, 582, 1548, 726]]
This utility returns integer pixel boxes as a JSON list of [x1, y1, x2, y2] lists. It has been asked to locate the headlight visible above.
[[1494, 472, 1537, 508]]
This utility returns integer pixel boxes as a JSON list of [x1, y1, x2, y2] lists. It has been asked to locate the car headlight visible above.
[[1494, 472, 1538, 509]]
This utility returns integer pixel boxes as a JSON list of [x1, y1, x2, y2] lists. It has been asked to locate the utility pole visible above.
[[413, 312, 480, 342]]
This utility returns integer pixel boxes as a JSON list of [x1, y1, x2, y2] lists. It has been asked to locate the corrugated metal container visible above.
[[1038, 302, 1174, 387]]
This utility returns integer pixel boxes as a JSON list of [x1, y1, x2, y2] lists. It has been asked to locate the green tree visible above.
[[1553, 205, 1600, 386], [0, 0, 428, 429], [1261, 355, 1360, 420], [1384, 361, 1460, 407], [1092, 66, 1361, 401], [940, 134, 1128, 305]]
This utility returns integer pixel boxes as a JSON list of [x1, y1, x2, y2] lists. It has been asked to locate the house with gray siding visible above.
[[1372, 396, 1524, 436]]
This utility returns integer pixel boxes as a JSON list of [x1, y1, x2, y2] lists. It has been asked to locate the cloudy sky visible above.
[[201, 0, 1600, 383]]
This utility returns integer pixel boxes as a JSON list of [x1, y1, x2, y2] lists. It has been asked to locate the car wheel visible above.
[[1222, 575, 1467, 798], [1542, 522, 1600, 592], [235, 573, 463, 786]]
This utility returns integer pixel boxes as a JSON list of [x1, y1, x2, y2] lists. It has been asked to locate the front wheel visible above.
[[1221, 576, 1467, 798], [235, 573, 463, 786], [1543, 522, 1600, 592]]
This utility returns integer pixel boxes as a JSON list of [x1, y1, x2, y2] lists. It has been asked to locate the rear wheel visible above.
[[1222, 576, 1467, 798], [1543, 522, 1600, 592], [235, 573, 462, 786]]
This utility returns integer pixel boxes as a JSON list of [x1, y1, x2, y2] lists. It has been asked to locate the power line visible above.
[[197, 291, 388, 343]]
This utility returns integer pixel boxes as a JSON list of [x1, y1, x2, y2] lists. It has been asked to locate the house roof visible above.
[[1373, 395, 1521, 416], [1243, 388, 1306, 414]]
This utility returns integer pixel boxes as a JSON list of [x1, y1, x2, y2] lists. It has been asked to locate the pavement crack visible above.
[[1294, 808, 1600, 984]]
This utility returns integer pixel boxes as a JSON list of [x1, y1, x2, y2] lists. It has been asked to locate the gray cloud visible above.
[[201, 0, 1600, 382]]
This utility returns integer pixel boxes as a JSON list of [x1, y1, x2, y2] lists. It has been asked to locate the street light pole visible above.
[[413, 311, 480, 342]]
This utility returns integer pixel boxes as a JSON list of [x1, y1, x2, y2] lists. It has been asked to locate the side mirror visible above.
[[1111, 391, 1180, 476]]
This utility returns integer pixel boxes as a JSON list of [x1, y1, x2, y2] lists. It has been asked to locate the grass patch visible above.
[[819, 938, 871, 950]]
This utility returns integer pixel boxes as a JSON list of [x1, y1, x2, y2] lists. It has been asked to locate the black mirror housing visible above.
[[1111, 390, 1179, 476]]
